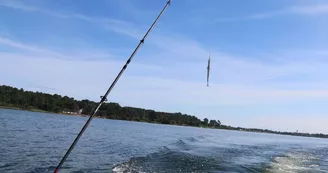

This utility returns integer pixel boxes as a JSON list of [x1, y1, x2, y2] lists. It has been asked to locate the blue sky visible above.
[[1, 0, 328, 133]]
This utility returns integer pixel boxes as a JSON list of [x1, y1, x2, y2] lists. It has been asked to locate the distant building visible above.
[[62, 110, 72, 114], [62, 109, 83, 115]]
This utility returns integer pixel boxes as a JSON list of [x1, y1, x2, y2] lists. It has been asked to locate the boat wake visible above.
[[265, 151, 325, 173], [112, 136, 328, 173], [112, 137, 223, 173]]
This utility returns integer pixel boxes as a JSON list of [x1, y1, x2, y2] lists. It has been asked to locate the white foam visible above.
[[112, 164, 147, 173], [267, 152, 321, 173]]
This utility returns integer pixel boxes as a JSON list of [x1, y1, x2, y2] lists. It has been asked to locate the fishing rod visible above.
[[53, 0, 172, 172]]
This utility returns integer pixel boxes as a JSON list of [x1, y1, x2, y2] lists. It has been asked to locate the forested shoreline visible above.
[[1, 85, 327, 139]]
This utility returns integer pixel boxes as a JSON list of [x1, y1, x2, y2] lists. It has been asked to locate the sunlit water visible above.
[[1, 109, 328, 173]]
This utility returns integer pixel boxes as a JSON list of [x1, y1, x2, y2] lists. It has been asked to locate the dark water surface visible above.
[[1, 109, 328, 173]]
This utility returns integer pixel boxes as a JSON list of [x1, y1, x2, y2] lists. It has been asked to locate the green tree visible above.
[[203, 118, 209, 126], [209, 120, 218, 127], [148, 110, 156, 122], [0, 85, 209, 128]]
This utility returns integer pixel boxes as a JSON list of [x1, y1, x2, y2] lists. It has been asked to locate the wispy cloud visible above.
[[2, 37, 328, 105], [0, 37, 115, 60], [290, 4, 328, 15], [1, 0, 327, 91], [2, 44, 328, 133], [2, 0, 328, 132], [0, 0, 38, 11], [0, 0, 155, 47], [215, 3, 328, 22], [250, 4, 328, 19], [0, 0, 132, 30], [0, 0, 204, 61], [0, 36, 69, 59], [0, 1, 209, 65]]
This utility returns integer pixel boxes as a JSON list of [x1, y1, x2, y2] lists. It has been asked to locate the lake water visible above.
[[1, 109, 328, 173]]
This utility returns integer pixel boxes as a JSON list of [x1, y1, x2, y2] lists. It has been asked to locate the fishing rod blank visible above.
[[53, 0, 172, 172]]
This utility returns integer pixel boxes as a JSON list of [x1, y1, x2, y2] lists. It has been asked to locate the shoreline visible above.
[[1, 106, 327, 140]]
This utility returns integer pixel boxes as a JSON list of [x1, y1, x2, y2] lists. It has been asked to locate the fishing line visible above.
[[53, 1, 172, 172]]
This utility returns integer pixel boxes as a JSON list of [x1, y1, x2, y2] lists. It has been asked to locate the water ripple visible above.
[[1, 109, 328, 173]]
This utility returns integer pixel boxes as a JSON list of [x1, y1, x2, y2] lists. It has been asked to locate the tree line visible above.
[[0, 85, 221, 127], [1, 85, 327, 139]]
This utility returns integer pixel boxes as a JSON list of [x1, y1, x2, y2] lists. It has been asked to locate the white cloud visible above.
[[0, 0, 206, 61], [247, 4, 328, 19], [0, 0, 38, 11], [0, 36, 68, 58], [0, 0, 132, 31], [2, 51, 328, 108], [2, 37, 328, 107], [0, 36, 116, 60], [2, 36, 328, 101], [2, 49, 328, 133], [2, 1, 328, 133], [290, 4, 328, 15], [214, 3, 328, 22]]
